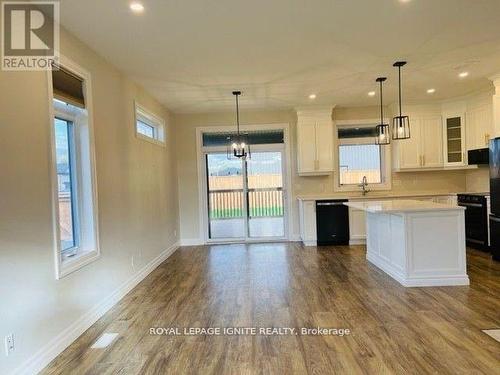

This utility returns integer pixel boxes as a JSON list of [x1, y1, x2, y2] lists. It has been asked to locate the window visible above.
[[135, 103, 165, 145], [339, 144, 382, 185], [55, 117, 78, 252], [334, 123, 391, 191], [50, 60, 99, 278]]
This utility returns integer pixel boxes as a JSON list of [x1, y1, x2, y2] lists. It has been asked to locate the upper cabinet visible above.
[[394, 115, 443, 170], [466, 102, 493, 150], [296, 108, 334, 175], [443, 113, 466, 166]]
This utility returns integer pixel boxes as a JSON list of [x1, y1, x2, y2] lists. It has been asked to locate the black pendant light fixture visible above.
[[375, 77, 390, 145], [227, 91, 250, 159], [392, 61, 410, 140]]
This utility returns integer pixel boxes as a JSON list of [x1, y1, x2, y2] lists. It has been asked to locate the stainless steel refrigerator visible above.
[[490, 137, 500, 261]]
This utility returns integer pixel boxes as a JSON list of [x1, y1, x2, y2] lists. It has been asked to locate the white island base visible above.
[[345, 200, 469, 287]]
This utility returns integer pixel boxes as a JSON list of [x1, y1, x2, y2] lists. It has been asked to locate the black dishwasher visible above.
[[316, 200, 350, 246]]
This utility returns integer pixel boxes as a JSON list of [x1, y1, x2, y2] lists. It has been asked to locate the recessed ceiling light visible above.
[[130, 2, 144, 13], [309, 94, 317, 100], [399, 0, 412, 3], [368, 91, 376, 97], [459, 71, 469, 78], [427, 88, 436, 94]]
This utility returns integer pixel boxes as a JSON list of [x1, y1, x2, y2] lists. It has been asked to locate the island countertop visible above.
[[344, 199, 466, 214]]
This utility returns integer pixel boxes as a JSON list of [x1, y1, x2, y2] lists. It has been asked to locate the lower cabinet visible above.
[[298, 200, 317, 246], [348, 208, 366, 244]]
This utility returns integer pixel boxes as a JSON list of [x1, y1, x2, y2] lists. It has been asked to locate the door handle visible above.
[[317, 202, 345, 206]]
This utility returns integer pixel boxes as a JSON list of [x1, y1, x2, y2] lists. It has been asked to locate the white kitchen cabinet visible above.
[[394, 115, 443, 170], [466, 104, 493, 150], [443, 113, 466, 166], [298, 200, 317, 246], [296, 109, 334, 175], [348, 207, 366, 244]]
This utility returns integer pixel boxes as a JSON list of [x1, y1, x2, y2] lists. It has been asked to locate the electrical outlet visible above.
[[5, 334, 14, 356]]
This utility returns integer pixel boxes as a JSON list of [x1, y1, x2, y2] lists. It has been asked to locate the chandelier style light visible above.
[[227, 91, 250, 159]]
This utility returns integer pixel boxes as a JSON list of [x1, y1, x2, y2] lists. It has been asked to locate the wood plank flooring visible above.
[[42, 243, 500, 374]]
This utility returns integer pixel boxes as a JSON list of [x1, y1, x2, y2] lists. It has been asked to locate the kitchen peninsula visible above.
[[344, 200, 469, 287]]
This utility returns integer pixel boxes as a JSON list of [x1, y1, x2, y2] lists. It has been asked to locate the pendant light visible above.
[[227, 91, 250, 159], [375, 77, 390, 145], [392, 61, 410, 140]]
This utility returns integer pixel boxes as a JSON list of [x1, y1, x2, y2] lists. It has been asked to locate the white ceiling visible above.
[[59, 0, 500, 113]]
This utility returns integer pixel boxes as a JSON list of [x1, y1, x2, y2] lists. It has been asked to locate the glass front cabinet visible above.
[[443, 113, 466, 166]]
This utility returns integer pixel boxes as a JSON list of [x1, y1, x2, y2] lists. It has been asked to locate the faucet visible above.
[[359, 176, 370, 196]]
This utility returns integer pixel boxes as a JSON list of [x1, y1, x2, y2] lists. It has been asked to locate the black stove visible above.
[[457, 194, 489, 251]]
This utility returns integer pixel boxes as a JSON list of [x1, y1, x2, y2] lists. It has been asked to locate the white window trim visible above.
[[47, 55, 100, 279], [333, 119, 392, 192], [195, 124, 293, 244], [134, 102, 166, 146]]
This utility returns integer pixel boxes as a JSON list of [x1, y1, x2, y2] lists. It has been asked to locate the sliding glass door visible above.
[[247, 151, 285, 238], [205, 147, 285, 241]]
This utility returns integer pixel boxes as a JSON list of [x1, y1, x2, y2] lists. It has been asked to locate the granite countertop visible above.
[[344, 199, 466, 213], [296, 191, 490, 201]]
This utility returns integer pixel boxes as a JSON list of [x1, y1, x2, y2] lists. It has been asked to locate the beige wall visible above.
[[174, 106, 468, 242], [0, 27, 179, 373]]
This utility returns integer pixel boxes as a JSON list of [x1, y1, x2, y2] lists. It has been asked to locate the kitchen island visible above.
[[344, 200, 469, 287]]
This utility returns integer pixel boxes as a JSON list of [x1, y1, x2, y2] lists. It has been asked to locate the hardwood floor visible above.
[[42, 243, 500, 374]]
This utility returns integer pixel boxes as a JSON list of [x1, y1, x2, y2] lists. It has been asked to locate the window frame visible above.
[[47, 55, 100, 279], [53, 114, 80, 255], [134, 102, 166, 146], [334, 120, 392, 192]]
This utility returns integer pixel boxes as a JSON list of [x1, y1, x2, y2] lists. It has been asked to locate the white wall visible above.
[[0, 27, 179, 374]]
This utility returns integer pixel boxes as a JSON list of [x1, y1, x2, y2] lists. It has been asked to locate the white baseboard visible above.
[[13, 241, 179, 375], [180, 238, 204, 246], [349, 238, 366, 245]]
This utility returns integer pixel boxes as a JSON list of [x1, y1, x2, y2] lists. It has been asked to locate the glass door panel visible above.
[[206, 153, 246, 239], [246, 151, 285, 238]]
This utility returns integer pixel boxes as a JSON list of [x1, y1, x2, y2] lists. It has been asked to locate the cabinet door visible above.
[[297, 121, 317, 174], [443, 115, 466, 166], [398, 117, 422, 169], [315, 120, 334, 172], [349, 208, 366, 242], [421, 116, 443, 167], [467, 105, 493, 150]]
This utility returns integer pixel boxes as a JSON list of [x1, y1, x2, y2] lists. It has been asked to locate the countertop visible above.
[[344, 199, 466, 213], [296, 191, 490, 201]]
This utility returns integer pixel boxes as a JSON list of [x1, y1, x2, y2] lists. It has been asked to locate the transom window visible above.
[[135, 103, 165, 144]]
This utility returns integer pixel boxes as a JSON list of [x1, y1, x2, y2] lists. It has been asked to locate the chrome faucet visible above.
[[359, 176, 370, 196]]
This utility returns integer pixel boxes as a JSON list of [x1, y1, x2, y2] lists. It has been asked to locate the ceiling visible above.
[[59, 0, 500, 113]]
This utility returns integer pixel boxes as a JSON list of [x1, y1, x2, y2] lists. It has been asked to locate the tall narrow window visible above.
[[50, 61, 99, 278], [54, 118, 77, 252]]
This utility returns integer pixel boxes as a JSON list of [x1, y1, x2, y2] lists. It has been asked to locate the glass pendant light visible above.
[[227, 91, 250, 159], [392, 61, 410, 140], [375, 77, 390, 145]]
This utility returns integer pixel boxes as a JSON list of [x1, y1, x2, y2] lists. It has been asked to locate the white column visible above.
[[490, 74, 500, 138]]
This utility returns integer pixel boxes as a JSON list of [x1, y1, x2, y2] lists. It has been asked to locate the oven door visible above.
[[459, 202, 488, 249]]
